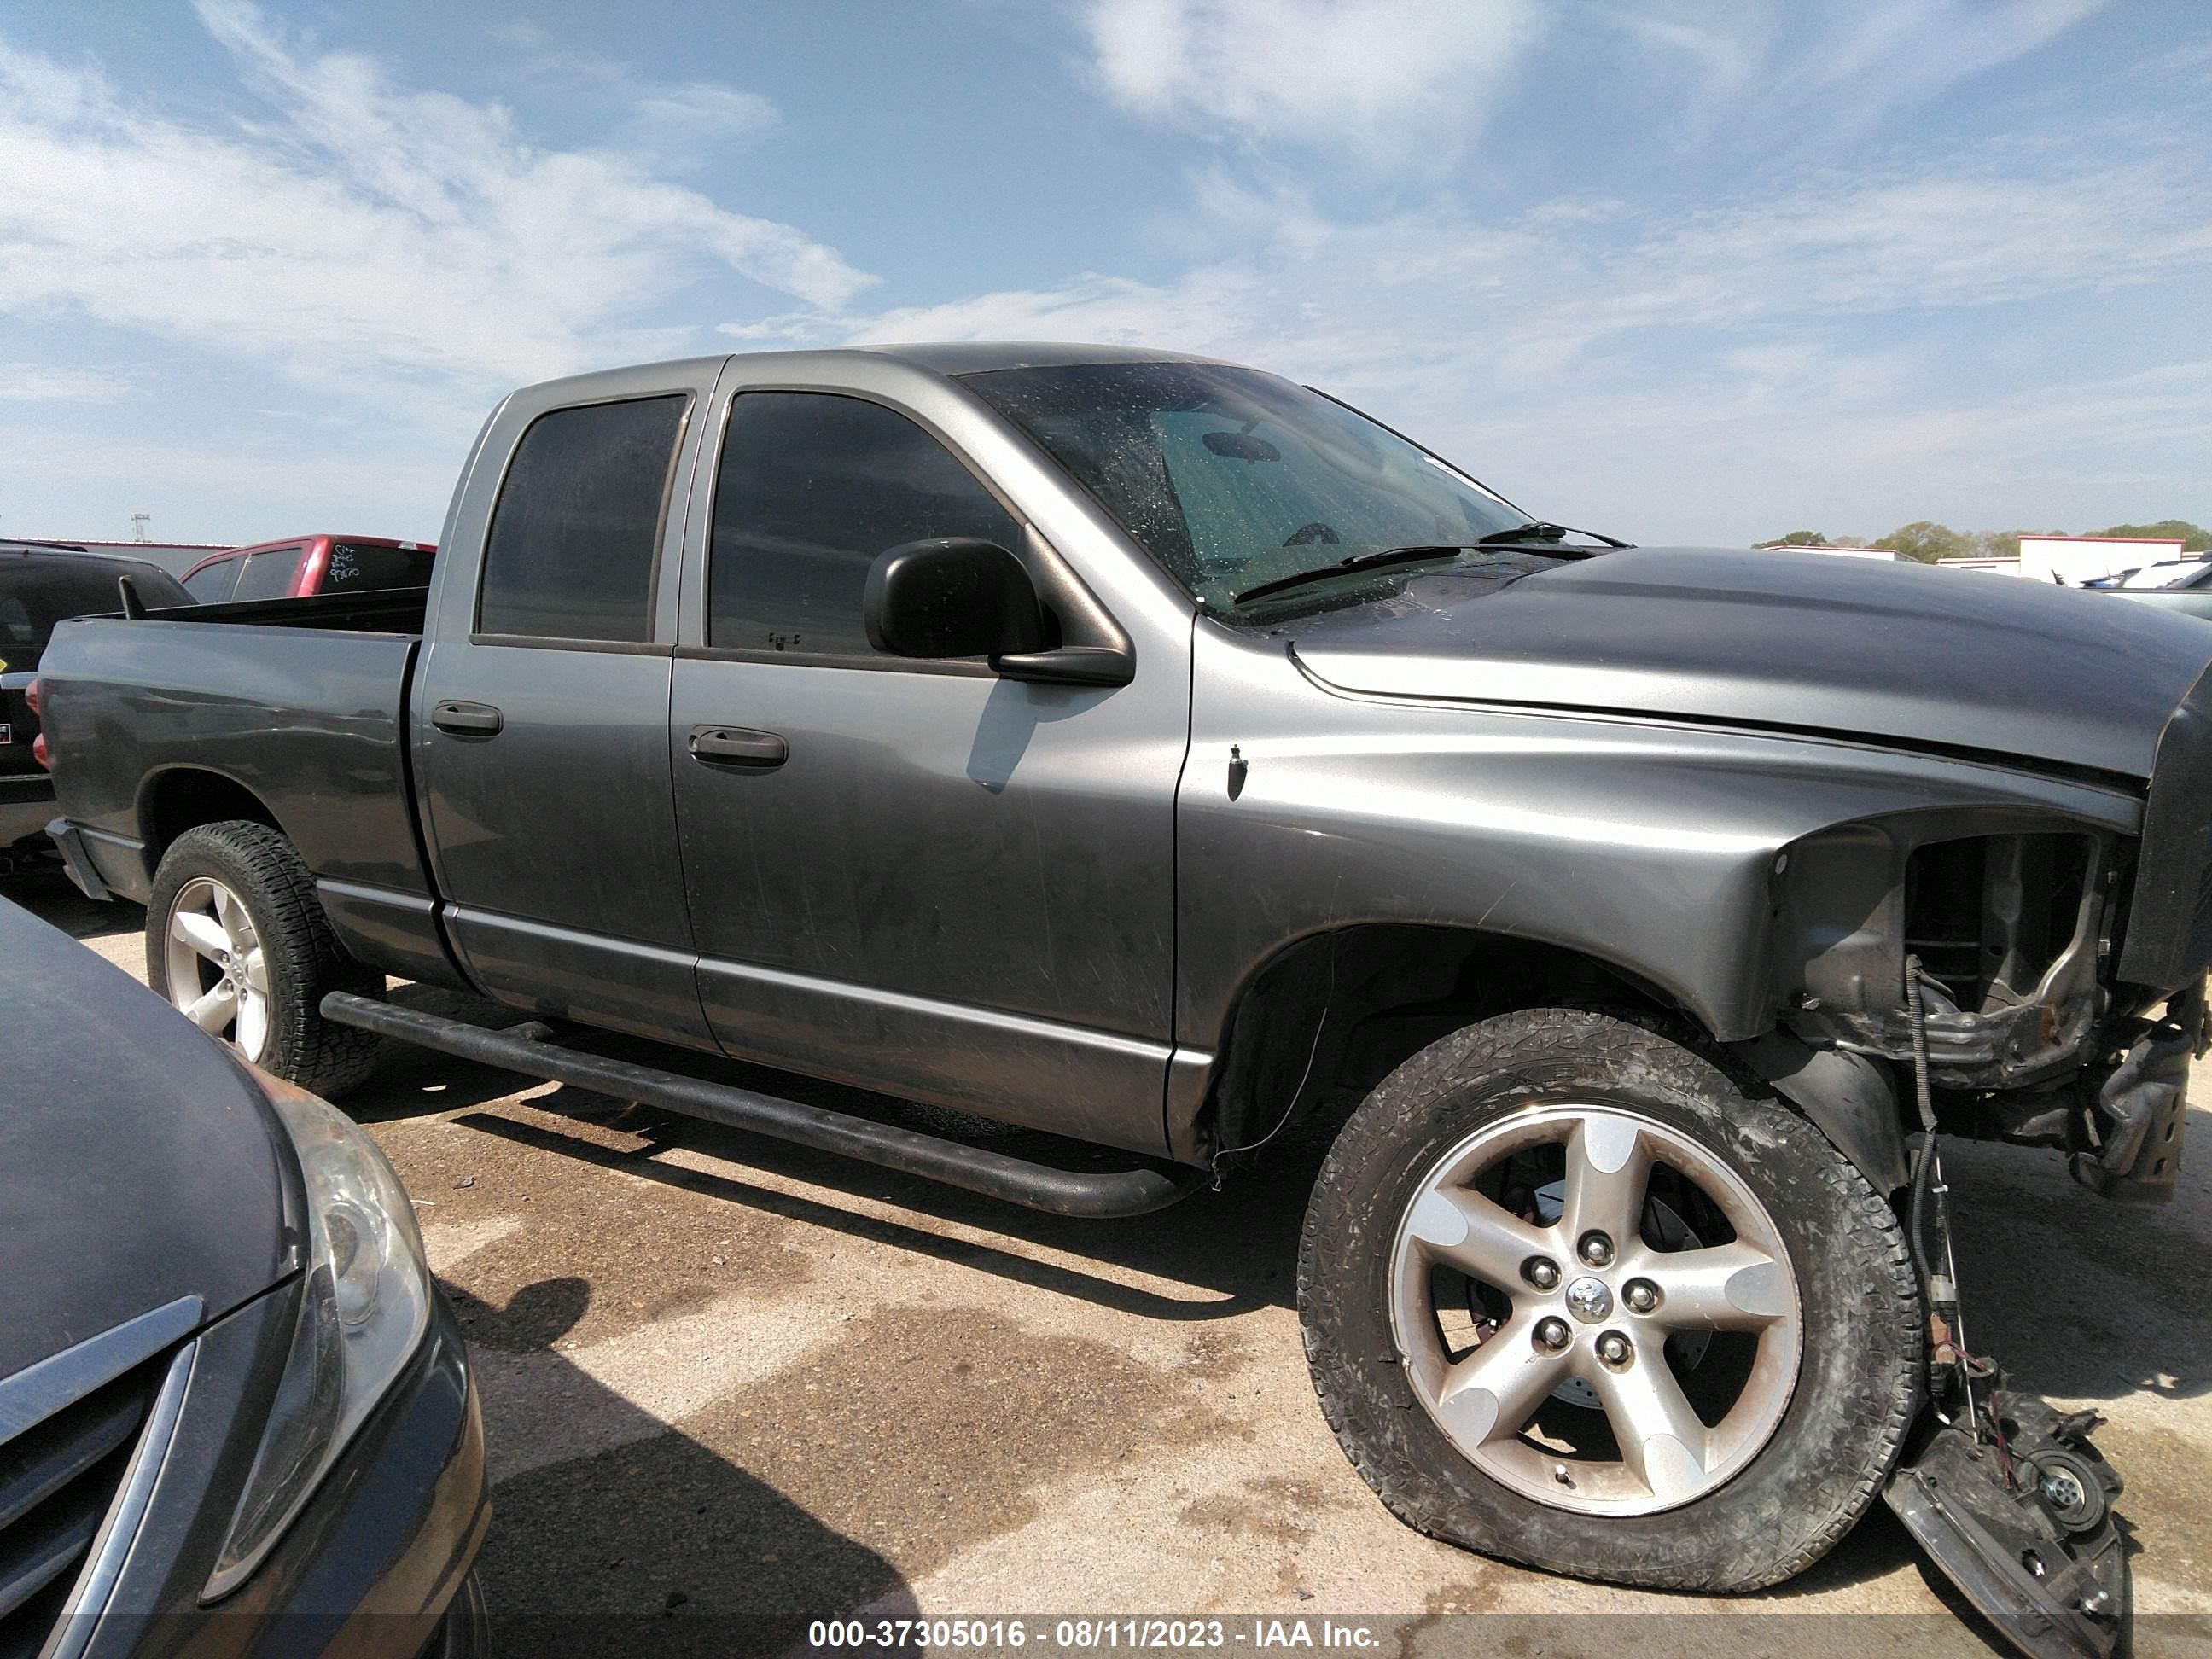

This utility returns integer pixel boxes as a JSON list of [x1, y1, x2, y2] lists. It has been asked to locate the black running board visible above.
[[320, 992, 1208, 1219]]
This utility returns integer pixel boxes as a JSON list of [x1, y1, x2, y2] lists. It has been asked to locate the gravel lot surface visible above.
[[13, 865, 2210, 1656]]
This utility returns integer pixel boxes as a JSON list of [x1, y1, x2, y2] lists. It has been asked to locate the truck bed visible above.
[[35, 590, 439, 972], [152, 586, 430, 634]]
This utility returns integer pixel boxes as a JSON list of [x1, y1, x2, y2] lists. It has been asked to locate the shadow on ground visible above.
[[2, 863, 137, 942], [449, 1272, 915, 1655]]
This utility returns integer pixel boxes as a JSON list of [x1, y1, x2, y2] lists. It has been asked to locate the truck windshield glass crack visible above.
[[964, 361, 1534, 612]]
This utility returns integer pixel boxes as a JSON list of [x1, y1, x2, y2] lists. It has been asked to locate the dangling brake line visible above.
[[1904, 955, 1977, 1432]]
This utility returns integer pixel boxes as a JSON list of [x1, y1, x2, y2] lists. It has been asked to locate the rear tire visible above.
[[1299, 1007, 1921, 1592], [146, 820, 382, 1097]]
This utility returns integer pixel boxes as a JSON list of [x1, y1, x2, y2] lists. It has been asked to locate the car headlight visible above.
[[203, 1068, 432, 1599]]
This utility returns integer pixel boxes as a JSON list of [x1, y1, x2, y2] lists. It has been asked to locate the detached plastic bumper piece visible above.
[[1885, 1392, 2129, 1659], [2072, 981, 2201, 1205], [44, 817, 113, 902]]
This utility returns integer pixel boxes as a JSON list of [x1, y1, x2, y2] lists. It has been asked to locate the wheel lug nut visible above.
[[1624, 1279, 1659, 1313], [1578, 1231, 1614, 1267], [1533, 1317, 1571, 1352], [1522, 1256, 1561, 1290], [1597, 1332, 1632, 1367]]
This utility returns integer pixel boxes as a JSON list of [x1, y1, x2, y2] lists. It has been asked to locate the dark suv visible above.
[[1, 546, 190, 868]]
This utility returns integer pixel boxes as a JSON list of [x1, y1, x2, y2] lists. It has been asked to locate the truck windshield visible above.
[[963, 362, 1534, 611]]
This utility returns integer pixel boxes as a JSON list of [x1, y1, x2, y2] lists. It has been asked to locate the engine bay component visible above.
[[2070, 981, 2202, 1203], [1884, 965, 2134, 1659], [1775, 820, 2110, 1090]]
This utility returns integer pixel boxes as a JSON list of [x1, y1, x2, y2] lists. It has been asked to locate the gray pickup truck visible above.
[[35, 345, 2212, 1654]]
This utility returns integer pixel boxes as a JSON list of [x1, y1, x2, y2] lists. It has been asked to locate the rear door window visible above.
[[231, 546, 305, 602], [477, 395, 688, 643], [183, 558, 240, 602], [323, 542, 435, 592], [707, 392, 1023, 659]]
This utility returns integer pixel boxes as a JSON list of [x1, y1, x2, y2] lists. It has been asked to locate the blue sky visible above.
[[2, 0, 2208, 549]]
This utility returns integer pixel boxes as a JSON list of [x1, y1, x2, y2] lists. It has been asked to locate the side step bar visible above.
[[321, 992, 1208, 1220]]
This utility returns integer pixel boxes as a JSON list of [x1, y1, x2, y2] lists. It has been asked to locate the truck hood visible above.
[[1285, 546, 2212, 779], [0, 899, 294, 1380]]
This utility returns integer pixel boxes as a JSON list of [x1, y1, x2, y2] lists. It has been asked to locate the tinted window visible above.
[[231, 546, 304, 602], [323, 541, 435, 592], [0, 560, 164, 665], [479, 396, 686, 642], [707, 393, 1023, 657], [183, 559, 239, 602]]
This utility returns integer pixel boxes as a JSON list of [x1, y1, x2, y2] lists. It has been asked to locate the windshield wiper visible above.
[[1233, 544, 1468, 606], [1476, 521, 1632, 549]]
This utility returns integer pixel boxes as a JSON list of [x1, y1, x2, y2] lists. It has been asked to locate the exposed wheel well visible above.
[[141, 768, 279, 867], [1202, 925, 1694, 1162]]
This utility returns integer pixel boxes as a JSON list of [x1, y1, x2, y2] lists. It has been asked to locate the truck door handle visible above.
[[688, 725, 788, 769], [431, 700, 504, 736]]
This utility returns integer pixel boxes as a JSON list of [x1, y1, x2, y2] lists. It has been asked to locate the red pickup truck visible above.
[[180, 534, 435, 604]]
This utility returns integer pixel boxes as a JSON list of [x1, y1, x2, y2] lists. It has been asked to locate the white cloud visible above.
[[839, 140, 2212, 540], [853, 144, 2211, 352], [621, 80, 779, 164], [0, 364, 130, 404], [1083, 0, 2114, 160], [1589, 0, 2115, 145], [0, 413, 462, 544], [0, 2, 875, 415], [1084, 0, 1541, 160], [487, 25, 781, 171]]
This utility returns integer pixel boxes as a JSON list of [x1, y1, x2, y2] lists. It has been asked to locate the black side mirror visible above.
[[864, 538, 1048, 660]]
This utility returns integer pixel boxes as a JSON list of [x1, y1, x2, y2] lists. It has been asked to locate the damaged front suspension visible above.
[[2069, 980, 2204, 1204], [1882, 958, 2133, 1659]]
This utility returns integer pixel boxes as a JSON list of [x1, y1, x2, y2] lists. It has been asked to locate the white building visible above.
[[1955, 535, 2190, 585], [1757, 544, 1900, 560]]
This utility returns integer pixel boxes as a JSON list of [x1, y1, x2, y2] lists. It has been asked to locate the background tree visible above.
[[1755, 530, 1830, 547], [1872, 521, 1972, 563], [2088, 519, 2211, 551], [1968, 528, 2066, 560]]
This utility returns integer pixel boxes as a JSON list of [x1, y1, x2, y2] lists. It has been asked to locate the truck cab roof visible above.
[[498, 341, 1234, 411]]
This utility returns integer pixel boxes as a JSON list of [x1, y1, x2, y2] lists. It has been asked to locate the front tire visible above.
[[147, 820, 382, 1097], [1299, 1007, 1920, 1592]]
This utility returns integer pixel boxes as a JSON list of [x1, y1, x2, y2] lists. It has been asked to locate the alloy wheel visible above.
[[162, 876, 271, 1062], [1388, 1103, 1803, 1516]]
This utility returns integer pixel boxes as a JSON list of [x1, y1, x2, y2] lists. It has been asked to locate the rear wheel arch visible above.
[[138, 765, 282, 869]]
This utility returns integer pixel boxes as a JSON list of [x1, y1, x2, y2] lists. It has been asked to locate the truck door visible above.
[[667, 382, 1188, 1154], [412, 364, 720, 1047]]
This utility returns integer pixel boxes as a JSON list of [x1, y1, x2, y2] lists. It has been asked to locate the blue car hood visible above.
[[0, 900, 294, 1379]]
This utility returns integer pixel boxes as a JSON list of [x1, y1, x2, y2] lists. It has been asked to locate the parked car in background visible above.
[[34, 345, 2193, 1651], [2101, 559, 2212, 621], [180, 535, 435, 604], [2, 544, 191, 869], [0, 896, 487, 1656]]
